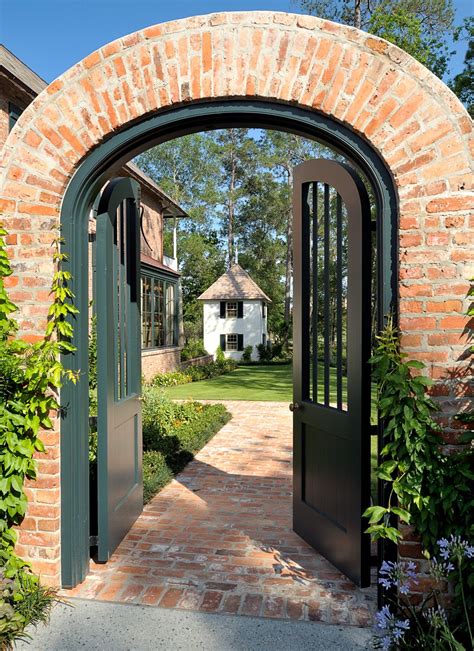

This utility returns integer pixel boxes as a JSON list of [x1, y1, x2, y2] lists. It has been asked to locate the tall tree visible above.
[[259, 132, 328, 332], [293, 0, 455, 77], [211, 129, 260, 264], [135, 133, 219, 225]]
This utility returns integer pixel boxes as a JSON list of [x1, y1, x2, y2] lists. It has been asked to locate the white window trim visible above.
[[226, 301, 238, 318], [226, 333, 238, 351]]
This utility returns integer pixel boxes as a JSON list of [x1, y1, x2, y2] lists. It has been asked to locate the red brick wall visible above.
[[0, 12, 471, 586]]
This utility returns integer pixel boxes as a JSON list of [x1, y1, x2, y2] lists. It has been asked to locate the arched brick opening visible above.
[[0, 12, 472, 587]]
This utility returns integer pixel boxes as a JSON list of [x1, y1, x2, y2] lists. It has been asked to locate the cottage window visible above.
[[141, 271, 178, 349], [226, 301, 238, 317], [226, 334, 238, 351]]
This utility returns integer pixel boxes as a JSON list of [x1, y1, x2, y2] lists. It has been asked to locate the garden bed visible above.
[[142, 390, 231, 502]]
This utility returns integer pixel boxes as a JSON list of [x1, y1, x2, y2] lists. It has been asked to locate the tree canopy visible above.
[[293, 0, 455, 78], [135, 129, 328, 344]]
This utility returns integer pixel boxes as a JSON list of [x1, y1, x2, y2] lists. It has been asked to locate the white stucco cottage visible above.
[[198, 263, 271, 361]]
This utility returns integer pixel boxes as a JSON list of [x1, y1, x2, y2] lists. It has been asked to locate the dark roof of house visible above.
[[0, 44, 47, 96], [123, 162, 188, 219], [198, 263, 271, 302]]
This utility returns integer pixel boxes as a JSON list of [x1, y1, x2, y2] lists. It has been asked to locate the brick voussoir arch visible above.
[[0, 11, 472, 583]]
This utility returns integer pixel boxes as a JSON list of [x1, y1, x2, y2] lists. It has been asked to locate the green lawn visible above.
[[165, 363, 348, 403], [165, 363, 294, 401]]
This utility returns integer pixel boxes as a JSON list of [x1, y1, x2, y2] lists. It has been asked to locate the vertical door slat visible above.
[[336, 193, 343, 410], [312, 182, 318, 403], [323, 183, 330, 407]]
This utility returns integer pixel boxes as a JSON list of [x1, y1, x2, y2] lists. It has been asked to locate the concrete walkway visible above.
[[63, 402, 375, 626], [18, 599, 373, 650]]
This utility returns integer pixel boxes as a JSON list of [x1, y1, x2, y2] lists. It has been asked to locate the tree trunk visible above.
[[354, 0, 362, 29], [227, 132, 237, 266]]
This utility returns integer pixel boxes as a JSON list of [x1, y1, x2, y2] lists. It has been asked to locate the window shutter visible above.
[[238, 334, 244, 351], [237, 301, 243, 318], [220, 334, 226, 351], [220, 301, 226, 318]]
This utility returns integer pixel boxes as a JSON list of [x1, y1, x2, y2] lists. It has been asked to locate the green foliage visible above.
[[242, 345, 253, 362], [364, 319, 473, 552], [142, 390, 230, 502], [150, 359, 237, 389], [293, 0, 455, 78], [0, 567, 59, 649], [368, 1, 452, 77], [256, 341, 286, 362], [450, 18, 474, 117], [151, 371, 192, 388], [215, 346, 225, 364], [180, 338, 208, 362], [0, 225, 76, 644], [134, 129, 330, 352]]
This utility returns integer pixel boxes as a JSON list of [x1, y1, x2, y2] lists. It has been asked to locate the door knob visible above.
[[289, 402, 301, 412]]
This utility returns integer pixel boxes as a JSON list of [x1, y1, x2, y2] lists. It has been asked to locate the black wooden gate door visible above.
[[292, 159, 371, 587], [96, 177, 143, 562]]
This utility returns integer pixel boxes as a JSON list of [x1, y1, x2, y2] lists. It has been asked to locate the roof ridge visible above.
[[197, 264, 271, 302]]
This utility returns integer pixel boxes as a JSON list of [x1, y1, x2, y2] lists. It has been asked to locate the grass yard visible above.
[[165, 363, 294, 401]]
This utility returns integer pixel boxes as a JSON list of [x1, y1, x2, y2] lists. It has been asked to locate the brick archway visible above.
[[0, 12, 472, 586]]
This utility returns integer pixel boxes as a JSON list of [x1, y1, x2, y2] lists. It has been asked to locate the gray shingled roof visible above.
[[198, 263, 271, 302]]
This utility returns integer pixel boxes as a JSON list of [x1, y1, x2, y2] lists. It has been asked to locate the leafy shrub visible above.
[[142, 389, 230, 502], [0, 568, 58, 649], [256, 342, 272, 362], [151, 359, 236, 388], [215, 345, 225, 363], [242, 345, 253, 362], [181, 338, 208, 362], [151, 371, 192, 387]]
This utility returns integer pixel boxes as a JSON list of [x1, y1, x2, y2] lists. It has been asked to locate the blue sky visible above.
[[0, 0, 471, 84]]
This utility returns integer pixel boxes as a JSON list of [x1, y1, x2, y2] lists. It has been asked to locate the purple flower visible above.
[[429, 557, 455, 580], [378, 560, 418, 594], [424, 606, 447, 627], [437, 535, 473, 562], [376, 605, 392, 630], [375, 606, 410, 649]]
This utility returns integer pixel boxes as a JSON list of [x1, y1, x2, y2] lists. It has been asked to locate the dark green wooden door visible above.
[[292, 159, 371, 587], [96, 178, 142, 562]]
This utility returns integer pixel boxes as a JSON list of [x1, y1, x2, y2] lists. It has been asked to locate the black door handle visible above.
[[289, 402, 301, 412]]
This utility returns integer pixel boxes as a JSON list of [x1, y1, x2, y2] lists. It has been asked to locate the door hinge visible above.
[[89, 535, 99, 547], [371, 220, 377, 232]]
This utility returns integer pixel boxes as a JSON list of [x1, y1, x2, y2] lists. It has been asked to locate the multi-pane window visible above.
[[141, 272, 178, 349], [226, 301, 237, 317], [226, 334, 238, 351]]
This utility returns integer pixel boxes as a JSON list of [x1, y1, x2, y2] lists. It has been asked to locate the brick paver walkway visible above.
[[64, 402, 376, 625]]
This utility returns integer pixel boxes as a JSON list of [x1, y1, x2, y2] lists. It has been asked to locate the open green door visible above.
[[96, 177, 142, 562]]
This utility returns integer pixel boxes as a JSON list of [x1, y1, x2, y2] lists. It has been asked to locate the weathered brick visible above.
[[0, 11, 471, 595]]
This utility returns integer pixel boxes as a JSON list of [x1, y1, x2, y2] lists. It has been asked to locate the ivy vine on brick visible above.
[[363, 318, 473, 552], [0, 224, 78, 578]]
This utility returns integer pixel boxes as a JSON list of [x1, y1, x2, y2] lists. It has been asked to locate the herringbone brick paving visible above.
[[63, 401, 376, 625]]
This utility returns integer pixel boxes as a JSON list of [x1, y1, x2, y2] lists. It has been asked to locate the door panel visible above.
[[96, 177, 143, 562], [293, 159, 371, 587]]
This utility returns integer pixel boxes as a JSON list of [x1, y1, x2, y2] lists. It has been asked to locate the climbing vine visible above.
[[364, 318, 473, 552], [0, 224, 78, 643]]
